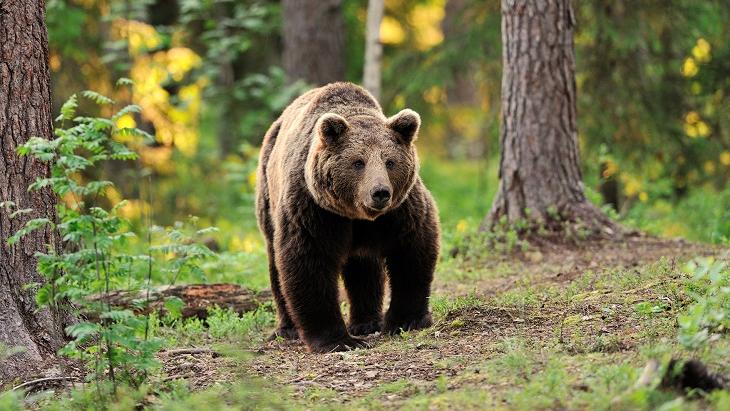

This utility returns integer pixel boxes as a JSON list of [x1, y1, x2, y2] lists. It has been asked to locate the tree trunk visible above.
[[282, 0, 346, 85], [363, 0, 384, 100], [0, 0, 67, 385], [442, 0, 481, 159], [442, 0, 478, 107], [485, 0, 614, 234]]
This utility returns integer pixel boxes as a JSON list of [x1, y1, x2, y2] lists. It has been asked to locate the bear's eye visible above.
[[385, 159, 395, 170], [353, 160, 365, 170]]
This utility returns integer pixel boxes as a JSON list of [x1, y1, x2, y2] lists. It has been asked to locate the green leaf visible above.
[[164, 296, 185, 321], [99, 309, 136, 322], [7, 218, 52, 245], [9, 208, 34, 219], [115, 127, 155, 142], [55, 94, 78, 122], [81, 90, 114, 105], [35, 285, 52, 306], [112, 104, 142, 121], [65, 322, 101, 340], [116, 77, 134, 87]]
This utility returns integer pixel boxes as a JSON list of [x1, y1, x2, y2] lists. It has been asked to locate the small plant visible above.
[[9, 87, 216, 394], [151, 218, 218, 286], [677, 258, 729, 350], [206, 304, 275, 340], [634, 301, 668, 317]]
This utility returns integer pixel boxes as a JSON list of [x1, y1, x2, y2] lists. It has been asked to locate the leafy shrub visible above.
[[678, 258, 729, 349], [206, 304, 275, 340], [9, 88, 216, 393]]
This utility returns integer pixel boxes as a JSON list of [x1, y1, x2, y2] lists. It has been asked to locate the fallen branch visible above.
[[161, 348, 220, 357], [86, 284, 272, 321], [12, 376, 81, 394]]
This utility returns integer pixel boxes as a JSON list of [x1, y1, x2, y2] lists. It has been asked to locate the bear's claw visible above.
[[309, 335, 371, 353], [383, 312, 433, 335], [268, 326, 300, 341], [348, 319, 382, 336]]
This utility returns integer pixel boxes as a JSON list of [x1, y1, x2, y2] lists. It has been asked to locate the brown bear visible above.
[[255, 82, 440, 353]]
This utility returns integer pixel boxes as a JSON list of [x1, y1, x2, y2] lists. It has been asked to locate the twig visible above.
[[12, 376, 80, 393], [160, 348, 220, 357], [163, 373, 194, 382], [144, 174, 153, 342]]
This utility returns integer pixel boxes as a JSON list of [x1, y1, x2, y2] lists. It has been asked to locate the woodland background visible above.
[[46, 0, 729, 245]]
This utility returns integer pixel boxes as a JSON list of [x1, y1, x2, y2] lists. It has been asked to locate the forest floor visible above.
[[150, 234, 730, 410]]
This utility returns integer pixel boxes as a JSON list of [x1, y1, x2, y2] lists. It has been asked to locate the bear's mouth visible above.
[[363, 205, 388, 219]]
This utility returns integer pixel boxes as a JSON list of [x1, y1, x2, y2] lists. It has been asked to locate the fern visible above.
[[115, 126, 155, 143], [55, 93, 78, 122], [112, 104, 142, 121], [116, 77, 134, 87], [81, 90, 115, 105]]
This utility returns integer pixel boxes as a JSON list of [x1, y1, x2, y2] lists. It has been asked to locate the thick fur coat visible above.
[[256, 82, 440, 353]]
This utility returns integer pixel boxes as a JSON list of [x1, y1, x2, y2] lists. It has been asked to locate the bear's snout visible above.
[[370, 185, 392, 210]]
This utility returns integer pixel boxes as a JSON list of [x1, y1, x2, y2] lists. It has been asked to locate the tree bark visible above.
[[0, 0, 67, 385], [282, 0, 346, 85], [363, 0, 384, 100], [485, 0, 614, 233]]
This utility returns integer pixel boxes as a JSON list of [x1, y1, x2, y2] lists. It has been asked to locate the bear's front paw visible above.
[[308, 335, 371, 353], [383, 311, 433, 335], [348, 319, 382, 336], [267, 325, 300, 341]]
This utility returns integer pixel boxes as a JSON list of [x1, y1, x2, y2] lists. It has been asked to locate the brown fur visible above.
[[256, 82, 440, 353]]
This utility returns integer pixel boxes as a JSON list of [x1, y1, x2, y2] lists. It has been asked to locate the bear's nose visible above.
[[371, 188, 391, 209]]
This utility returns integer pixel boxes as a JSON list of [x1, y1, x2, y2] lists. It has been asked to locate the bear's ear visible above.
[[317, 113, 349, 145], [387, 109, 421, 144]]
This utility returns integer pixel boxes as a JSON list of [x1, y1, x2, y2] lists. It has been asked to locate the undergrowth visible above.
[[4, 86, 217, 396]]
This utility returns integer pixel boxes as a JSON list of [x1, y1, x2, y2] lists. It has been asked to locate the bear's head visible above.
[[305, 109, 421, 220]]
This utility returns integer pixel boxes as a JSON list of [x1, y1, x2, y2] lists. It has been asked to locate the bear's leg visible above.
[[383, 230, 438, 335], [266, 243, 299, 341], [277, 239, 369, 353], [343, 256, 384, 336]]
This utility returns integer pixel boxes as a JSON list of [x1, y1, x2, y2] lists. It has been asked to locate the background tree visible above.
[[441, 0, 483, 159], [282, 0, 346, 85], [0, 0, 68, 382], [363, 0, 384, 100], [485, 0, 614, 233]]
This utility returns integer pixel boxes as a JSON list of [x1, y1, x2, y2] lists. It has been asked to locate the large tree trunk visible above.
[[282, 0, 346, 85], [485, 0, 614, 234], [0, 0, 67, 385], [363, 0, 384, 100]]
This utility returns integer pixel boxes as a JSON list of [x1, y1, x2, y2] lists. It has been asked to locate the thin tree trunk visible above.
[[442, 0, 478, 107], [442, 0, 480, 159], [0, 0, 67, 385], [363, 0, 384, 100], [282, 0, 346, 85], [485, 0, 614, 233]]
